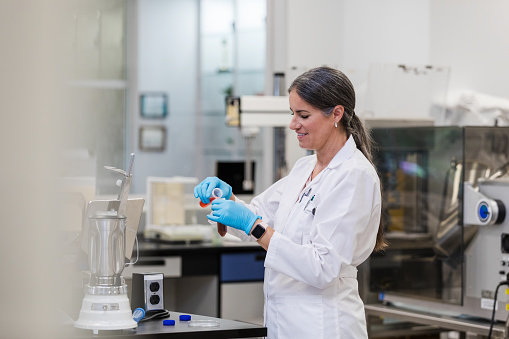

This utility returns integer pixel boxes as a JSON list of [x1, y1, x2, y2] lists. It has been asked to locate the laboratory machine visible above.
[[367, 126, 509, 322], [74, 154, 144, 334]]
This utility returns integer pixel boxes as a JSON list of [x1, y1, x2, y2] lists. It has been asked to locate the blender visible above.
[[74, 154, 142, 334]]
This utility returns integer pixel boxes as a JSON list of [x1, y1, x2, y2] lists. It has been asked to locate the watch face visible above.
[[252, 224, 265, 239]]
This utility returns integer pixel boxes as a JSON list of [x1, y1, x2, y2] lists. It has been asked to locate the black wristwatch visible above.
[[251, 224, 266, 239]]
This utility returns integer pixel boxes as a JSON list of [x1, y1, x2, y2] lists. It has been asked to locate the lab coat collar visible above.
[[307, 135, 357, 170]]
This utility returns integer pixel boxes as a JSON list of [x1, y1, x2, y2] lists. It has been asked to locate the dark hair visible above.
[[289, 66, 387, 252]]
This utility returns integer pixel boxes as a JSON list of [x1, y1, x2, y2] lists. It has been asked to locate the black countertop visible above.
[[69, 311, 266, 339]]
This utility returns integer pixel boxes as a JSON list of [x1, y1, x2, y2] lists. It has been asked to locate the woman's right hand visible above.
[[194, 177, 232, 204]]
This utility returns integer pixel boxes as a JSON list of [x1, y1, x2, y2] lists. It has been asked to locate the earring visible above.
[[334, 122, 338, 128]]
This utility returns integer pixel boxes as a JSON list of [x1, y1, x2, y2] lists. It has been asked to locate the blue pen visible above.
[[304, 195, 315, 210], [299, 188, 312, 203]]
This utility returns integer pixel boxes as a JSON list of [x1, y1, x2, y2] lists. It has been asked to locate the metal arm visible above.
[[104, 153, 135, 217]]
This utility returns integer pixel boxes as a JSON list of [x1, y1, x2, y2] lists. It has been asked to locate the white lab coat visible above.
[[229, 136, 381, 339]]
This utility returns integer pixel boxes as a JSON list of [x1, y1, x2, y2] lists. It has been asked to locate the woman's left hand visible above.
[[208, 199, 261, 235]]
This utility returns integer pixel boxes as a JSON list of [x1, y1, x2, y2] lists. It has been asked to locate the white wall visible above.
[[286, 0, 344, 70], [271, 0, 509, 118], [342, 0, 430, 115], [130, 0, 199, 194], [278, 0, 430, 115], [429, 0, 509, 98]]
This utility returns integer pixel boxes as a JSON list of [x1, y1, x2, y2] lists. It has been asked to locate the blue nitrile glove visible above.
[[208, 199, 261, 235], [194, 177, 232, 204]]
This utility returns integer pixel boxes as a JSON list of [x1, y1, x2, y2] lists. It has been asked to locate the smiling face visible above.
[[289, 90, 340, 153]]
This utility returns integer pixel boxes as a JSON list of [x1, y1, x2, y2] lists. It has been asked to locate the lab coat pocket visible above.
[[276, 295, 324, 339]]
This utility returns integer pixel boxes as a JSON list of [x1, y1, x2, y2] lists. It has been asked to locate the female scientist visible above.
[[194, 66, 386, 339]]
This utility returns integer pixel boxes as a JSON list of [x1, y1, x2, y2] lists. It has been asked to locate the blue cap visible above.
[[179, 314, 191, 321], [163, 319, 175, 326], [132, 308, 145, 323]]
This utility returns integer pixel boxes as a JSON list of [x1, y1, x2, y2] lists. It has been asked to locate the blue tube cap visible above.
[[179, 314, 191, 321], [132, 308, 145, 323], [163, 319, 175, 326]]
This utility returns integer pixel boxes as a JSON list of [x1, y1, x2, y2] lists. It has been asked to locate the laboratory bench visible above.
[[69, 311, 267, 339], [122, 238, 266, 325]]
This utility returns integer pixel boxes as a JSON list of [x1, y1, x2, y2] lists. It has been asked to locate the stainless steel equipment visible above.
[[367, 126, 509, 322], [88, 214, 127, 284], [83, 198, 144, 261], [463, 178, 509, 321], [74, 154, 144, 333]]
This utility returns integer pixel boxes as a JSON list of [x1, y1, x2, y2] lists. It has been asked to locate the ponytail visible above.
[[346, 114, 387, 252]]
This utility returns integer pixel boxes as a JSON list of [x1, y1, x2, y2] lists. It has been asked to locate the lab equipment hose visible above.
[[139, 309, 170, 322]]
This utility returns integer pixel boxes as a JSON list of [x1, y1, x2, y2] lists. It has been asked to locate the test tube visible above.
[[198, 188, 227, 235], [207, 188, 223, 225], [211, 189, 228, 236]]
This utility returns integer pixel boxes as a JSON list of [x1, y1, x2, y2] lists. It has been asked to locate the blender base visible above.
[[74, 293, 137, 334]]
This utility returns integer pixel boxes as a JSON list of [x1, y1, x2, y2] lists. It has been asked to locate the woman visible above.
[[194, 66, 386, 338]]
